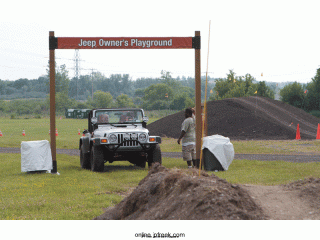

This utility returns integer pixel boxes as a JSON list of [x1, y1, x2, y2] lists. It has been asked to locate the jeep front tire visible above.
[[80, 144, 91, 169], [147, 144, 162, 168], [90, 145, 104, 172]]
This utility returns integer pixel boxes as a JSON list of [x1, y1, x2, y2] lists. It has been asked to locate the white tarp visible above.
[[202, 135, 235, 171], [21, 140, 53, 172]]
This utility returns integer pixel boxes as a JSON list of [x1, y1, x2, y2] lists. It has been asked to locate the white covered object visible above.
[[202, 135, 234, 171], [21, 140, 53, 172]]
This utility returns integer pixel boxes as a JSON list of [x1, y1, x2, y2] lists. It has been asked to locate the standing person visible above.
[[177, 108, 198, 168]]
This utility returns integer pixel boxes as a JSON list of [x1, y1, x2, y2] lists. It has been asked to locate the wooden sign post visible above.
[[49, 31, 57, 173]]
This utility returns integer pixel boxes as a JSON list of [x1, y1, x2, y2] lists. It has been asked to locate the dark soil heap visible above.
[[94, 163, 267, 220], [147, 96, 320, 140]]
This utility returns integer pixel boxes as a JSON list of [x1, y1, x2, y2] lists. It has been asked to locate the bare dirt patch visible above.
[[242, 181, 320, 220], [94, 164, 320, 220]]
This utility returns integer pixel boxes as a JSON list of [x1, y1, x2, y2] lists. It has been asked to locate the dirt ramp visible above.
[[147, 96, 319, 140], [94, 163, 267, 220]]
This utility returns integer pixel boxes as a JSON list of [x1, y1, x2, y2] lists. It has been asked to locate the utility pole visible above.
[[74, 49, 81, 100], [91, 68, 95, 100]]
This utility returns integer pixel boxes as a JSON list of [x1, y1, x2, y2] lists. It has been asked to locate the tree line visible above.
[[0, 65, 215, 116], [279, 68, 320, 117], [0, 65, 319, 118], [209, 69, 275, 101]]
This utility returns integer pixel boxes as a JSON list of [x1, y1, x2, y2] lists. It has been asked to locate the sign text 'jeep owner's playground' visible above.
[[55, 37, 193, 49]]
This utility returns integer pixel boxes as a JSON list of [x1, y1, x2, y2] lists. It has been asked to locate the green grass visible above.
[[1, 117, 320, 219], [0, 118, 87, 149], [214, 160, 320, 185], [230, 140, 320, 155], [1, 118, 320, 155], [0, 153, 149, 220], [1, 153, 320, 219], [164, 157, 320, 185]]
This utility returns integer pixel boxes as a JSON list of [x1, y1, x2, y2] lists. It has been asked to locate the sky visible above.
[[1, 0, 320, 84]]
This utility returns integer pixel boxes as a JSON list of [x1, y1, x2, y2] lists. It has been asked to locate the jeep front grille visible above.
[[117, 134, 139, 147]]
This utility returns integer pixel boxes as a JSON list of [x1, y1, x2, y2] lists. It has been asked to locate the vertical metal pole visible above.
[[91, 68, 94, 100], [49, 31, 57, 173], [195, 31, 202, 164]]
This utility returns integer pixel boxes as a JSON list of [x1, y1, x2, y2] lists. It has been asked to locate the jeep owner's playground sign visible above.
[[54, 37, 194, 49], [49, 31, 201, 173]]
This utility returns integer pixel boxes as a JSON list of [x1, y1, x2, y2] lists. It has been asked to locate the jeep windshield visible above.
[[95, 109, 144, 124]]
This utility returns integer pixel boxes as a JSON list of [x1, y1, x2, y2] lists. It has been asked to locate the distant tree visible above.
[[146, 100, 168, 110], [133, 97, 143, 107], [116, 94, 135, 108], [89, 91, 113, 108], [244, 73, 255, 94], [55, 92, 72, 113], [212, 78, 232, 100], [280, 82, 304, 108], [224, 81, 247, 98], [227, 69, 237, 83], [134, 88, 145, 98], [55, 65, 70, 95], [0, 100, 7, 112], [0, 80, 5, 95], [305, 68, 320, 111], [142, 83, 174, 110], [257, 81, 275, 99], [170, 92, 195, 110], [161, 70, 182, 91], [13, 78, 29, 90]]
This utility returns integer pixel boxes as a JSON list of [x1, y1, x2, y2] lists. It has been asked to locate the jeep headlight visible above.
[[108, 134, 118, 143], [139, 133, 147, 142]]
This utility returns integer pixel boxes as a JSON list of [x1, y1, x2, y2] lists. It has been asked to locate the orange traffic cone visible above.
[[55, 128, 58, 136], [22, 129, 26, 136], [316, 123, 320, 140], [295, 124, 301, 140], [0, 130, 3, 137], [78, 129, 81, 135]]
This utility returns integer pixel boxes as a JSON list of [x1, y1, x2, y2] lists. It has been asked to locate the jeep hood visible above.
[[94, 125, 149, 137]]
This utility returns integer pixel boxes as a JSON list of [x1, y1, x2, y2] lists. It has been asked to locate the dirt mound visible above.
[[243, 177, 320, 220], [147, 96, 320, 140], [283, 177, 320, 210], [94, 163, 267, 220]]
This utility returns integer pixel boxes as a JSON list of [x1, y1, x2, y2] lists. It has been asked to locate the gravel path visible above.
[[1, 147, 320, 163]]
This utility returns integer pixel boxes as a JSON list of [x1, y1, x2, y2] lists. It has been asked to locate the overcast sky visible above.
[[1, 0, 320, 83]]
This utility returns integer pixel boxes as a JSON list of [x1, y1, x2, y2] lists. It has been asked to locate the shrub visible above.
[[309, 110, 320, 118]]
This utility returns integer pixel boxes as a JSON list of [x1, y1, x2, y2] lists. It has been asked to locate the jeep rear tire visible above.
[[80, 144, 91, 169], [147, 144, 162, 168], [90, 145, 104, 172]]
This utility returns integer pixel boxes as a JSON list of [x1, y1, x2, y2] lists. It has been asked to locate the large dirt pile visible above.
[[94, 163, 267, 220], [147, 96, 320, 140]]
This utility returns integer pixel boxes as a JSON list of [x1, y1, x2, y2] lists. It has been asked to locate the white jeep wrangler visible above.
[[79, 108, 162, 172]]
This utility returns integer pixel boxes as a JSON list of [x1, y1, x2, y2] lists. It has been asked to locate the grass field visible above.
[[1, 117, 320, 219], [1, 153, 320, 220], [1, 118, 320, 154]]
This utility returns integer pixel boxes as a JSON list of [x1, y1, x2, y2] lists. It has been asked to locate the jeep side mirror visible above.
[[91, 117, 98, 124], [143, 116, 149, 123]]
